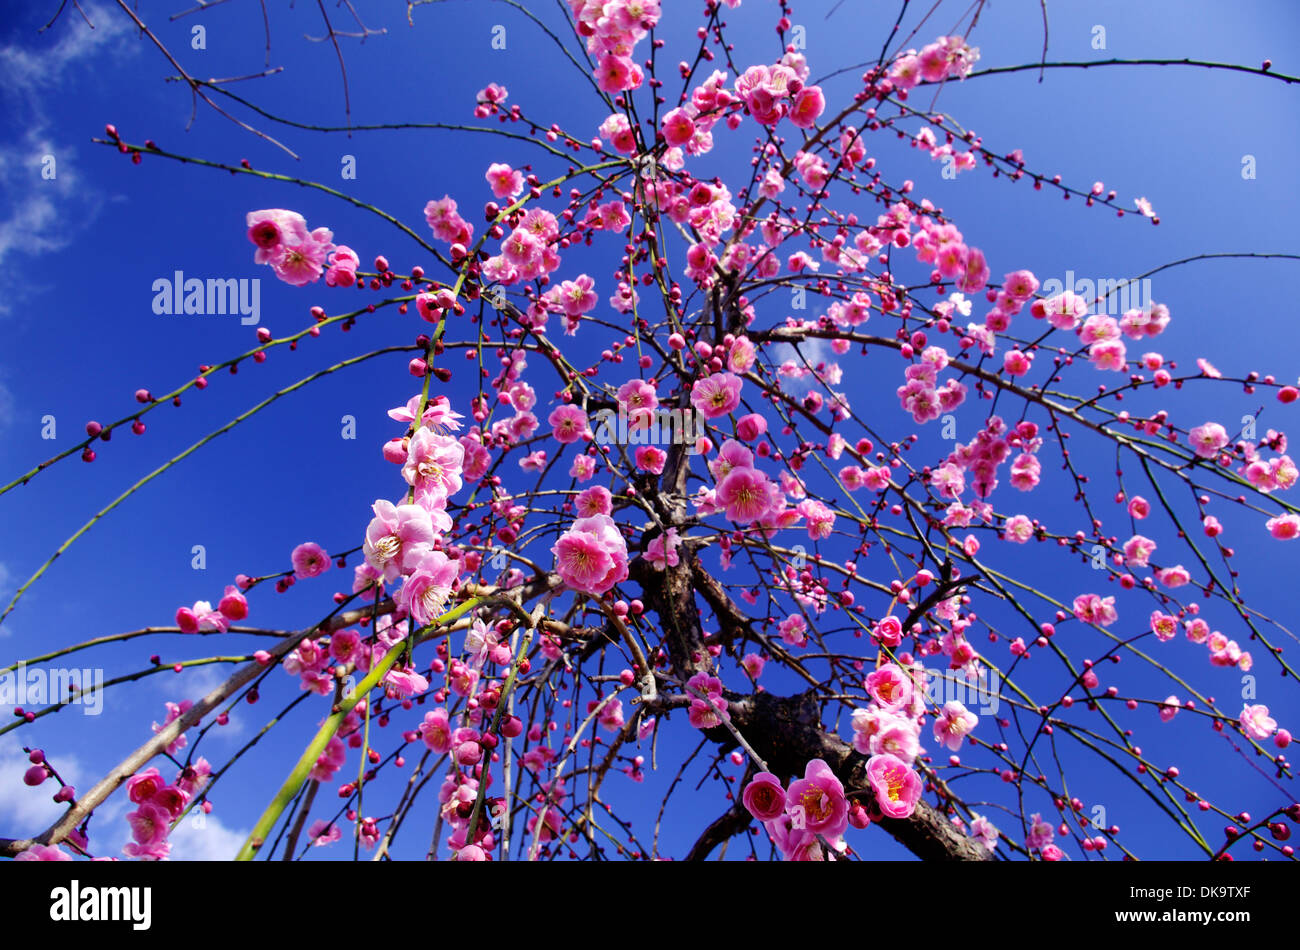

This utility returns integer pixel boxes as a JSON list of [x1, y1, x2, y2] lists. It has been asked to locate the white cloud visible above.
[[0, 3, 131, 98], [0, 739, 128, 858], [0, 378, 13, 429], [0, 128, 95, 285], [167, 811, 248, 861], [0, 738, 248, 860], [155, 664, 246, 739], [0, 4, 134, 310], [0, 561, 13, 635], [770, 337, 836, 394], [0, 740, 84, 838]]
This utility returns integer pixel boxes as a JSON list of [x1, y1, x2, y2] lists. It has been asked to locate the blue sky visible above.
[[0, 0, 1297, 861]]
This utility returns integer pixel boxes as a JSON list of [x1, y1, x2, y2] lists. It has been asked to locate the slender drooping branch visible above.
[[0, 599, 394, 859]]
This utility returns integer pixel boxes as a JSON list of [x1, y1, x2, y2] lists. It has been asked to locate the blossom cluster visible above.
[[245, 208, 357, 288], [120, 758, 212, 860], [742, 760, 852, 861], [174, 584, 247, 633]]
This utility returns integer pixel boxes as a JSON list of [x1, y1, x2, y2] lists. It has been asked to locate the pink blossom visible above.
[[690, 372, 743, 419], [865, 753, 922, 819], [1003, 349, 1032, 376], [871, 615, 903, 648], [291, 542, 331, 579], [1240, 704, 1277, 740], [786, 759, 849, 837], [1089, 339, 1127, 372], [1266, 514, 1300, 540], [661, 107, 696, 146], [1003, 270, 1039, 300], [150, 784, 189, 821], [382, 665, 428, 701], [1149, 611, 1178, 642], [865, 664, 913, 712], [717, 467, 771, 523], [217, 585, 248, 622], [1026, 813, 1054, 851], [151, 700, 194, 756], [324, 245, 359, 287], [388, 394, 464, 433], [709, 439, 753, 481], [1156, 565, 1191, 588], [363, 500, 439, 583], [597, 112, 637, 153], [864, 466, 893, 491], [728, 337, 757, 374], [1159, 696, 1180, 722], [245, 208, 308, 264], [970, 815, 999, 851], [176, 600, 227, 634], [1072, 593, 1118, 627], [420, 708, 453, 753], [553, 514, 629, 596], [310, 736, 346, 782], [788, 86, 826, 128], [485, 162, 523, 199], [402, 429, 465, 507], [686, 671, 729, 729], [1189, 422, 1229, 459], [570, 453, 596, 481], [308, 820, 342, 847], [596, 53, 638, 93], [840, 466, 865, 490], [617, 379, 659, 426], [933, 700, 979, 751], [870, 717, 921, 764], [549, 404, 590, 444], [124, 803, 171, 859], [1038, 291, 1087, 331], [889, 54, 921, 89], [645, 527, 681, 570], [15, 844, 72, 861], [765, 813, 822, 861], [328, 629, 360, 663], [735, 412, 767, 442], [425, 195, 473, 245], [597, 696, 625, 733], [635, 445, 667, 473], [575, 485, 613, 518], [1122, 535, 1157, 568], [271, 226, 334, 286], [742, 772, 786, 821], [779, 614, 808, 647], [558, 274, 598, 317], [850, 707, 888, 754], [797, 499, 836, 540], [1004, 514, 1034, 543], [397, 549, 460, 628], [127, 767, 166, 804], [476, 82, 508, 108]]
